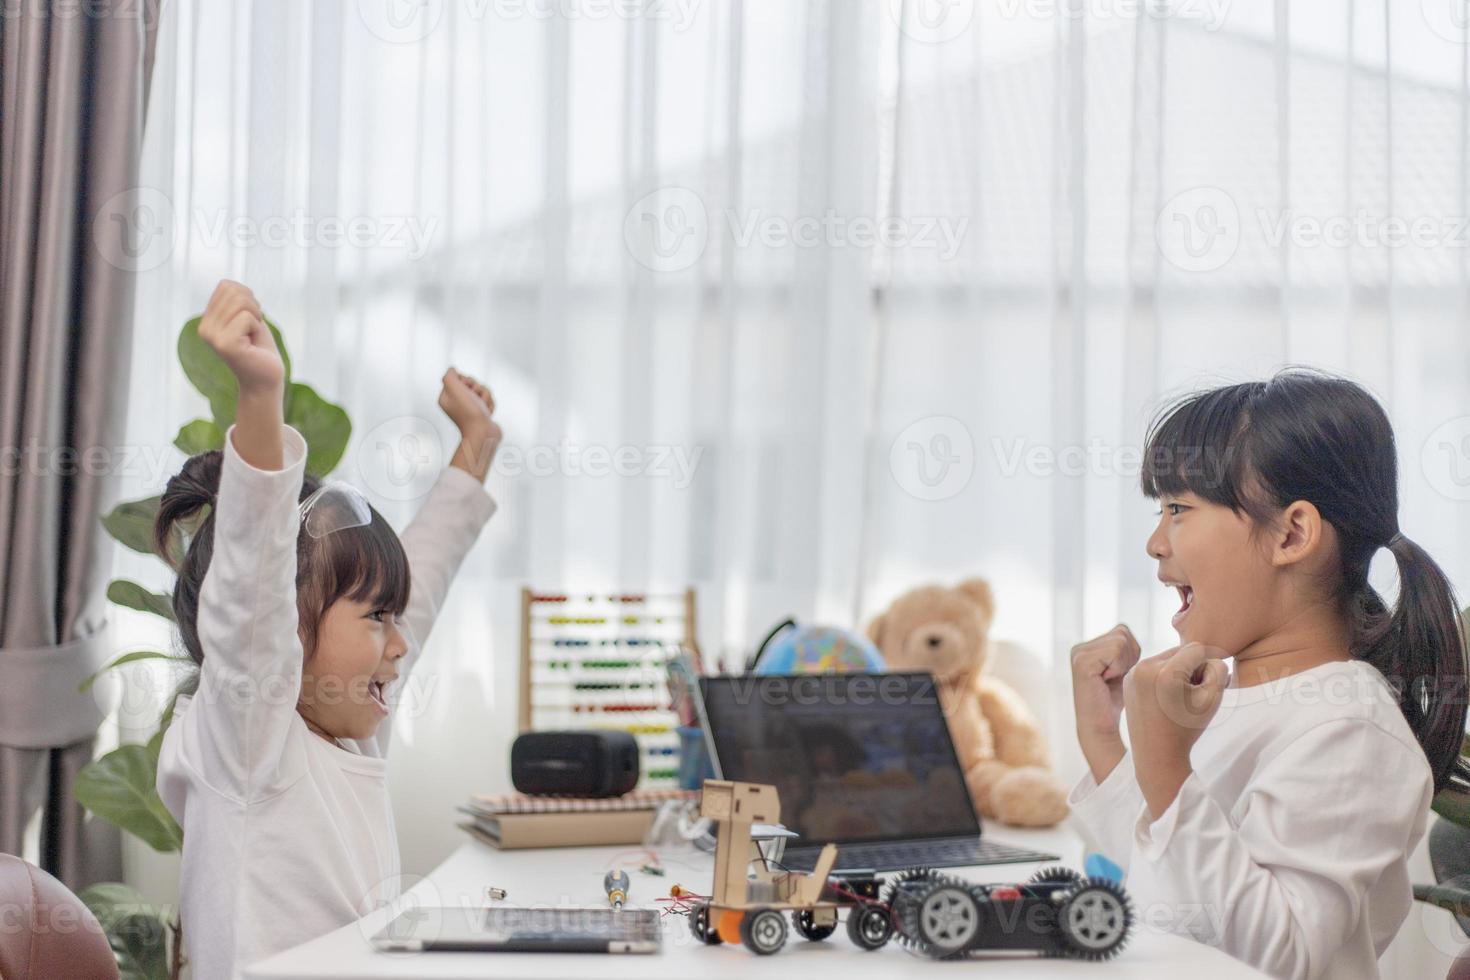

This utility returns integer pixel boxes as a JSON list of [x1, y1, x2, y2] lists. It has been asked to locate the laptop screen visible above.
[[699, 672, 980, 846]]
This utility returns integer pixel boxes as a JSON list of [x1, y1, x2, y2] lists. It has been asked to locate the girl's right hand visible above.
[[199, 280, 283, 394], [1071, 624, 1141, 758]]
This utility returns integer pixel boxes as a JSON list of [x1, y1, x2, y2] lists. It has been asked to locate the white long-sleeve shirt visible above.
[[156, 425, 497, 980], [1067, 657, 1434, 980]]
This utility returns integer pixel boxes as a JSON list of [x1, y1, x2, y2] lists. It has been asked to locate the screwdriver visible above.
[[603, 870, 630, 910]]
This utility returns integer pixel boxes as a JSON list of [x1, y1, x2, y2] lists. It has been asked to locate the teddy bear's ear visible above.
[[956, 578, 995, 618], [865, 612, 886, 649]]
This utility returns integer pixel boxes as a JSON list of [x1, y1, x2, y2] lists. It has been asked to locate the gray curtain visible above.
[[0, 0, 159, 889]]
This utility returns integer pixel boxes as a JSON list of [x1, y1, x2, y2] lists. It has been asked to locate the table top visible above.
[[246, 823, 1267, 979]]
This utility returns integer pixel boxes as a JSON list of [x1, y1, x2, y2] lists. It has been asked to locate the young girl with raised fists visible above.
[[153, 280, 503, 978], [1069, 369, 1467, 980]]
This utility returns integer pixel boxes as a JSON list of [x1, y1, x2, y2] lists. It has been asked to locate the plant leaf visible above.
[[102, 496, 163, 556], [79, 650, 189, 694], [113, 913, 171, 980], [1415, 881, 1470, 916], [173, 418, 223, 455], [74, 744, 183, 853], [78, 884, 170, 980], [285, 382, 352, 477], [147, 681, 191, 767], [1434, 786, 1470, 830], [178, 315, 292, 431], [107, 580, 176, 622]]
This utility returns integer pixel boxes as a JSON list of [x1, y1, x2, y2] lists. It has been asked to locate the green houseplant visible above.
[[75, 316, 351, 979], [1412, 608, 1470, 955]]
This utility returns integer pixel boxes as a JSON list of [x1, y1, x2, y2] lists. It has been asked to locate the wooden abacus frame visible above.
[[517, 587, 699, 786]]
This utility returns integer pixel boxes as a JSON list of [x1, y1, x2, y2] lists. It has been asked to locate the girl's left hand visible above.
[[439, 368, 502, 481], [439, 368, 496, 433], [1123, 642, 1230, 820]]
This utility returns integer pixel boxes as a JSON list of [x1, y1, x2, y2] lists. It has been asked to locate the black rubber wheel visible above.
[[740, 908, 788, 955], [1027, 866, 1083, 886], [914, 884, 980, 956], [846, 904, 893, 951], [689, 903, 722, 945], [793, 908, 837, 941], [1058, 878, 1132, 960]]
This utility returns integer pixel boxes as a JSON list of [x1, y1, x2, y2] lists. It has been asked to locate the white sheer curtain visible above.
[[115, 1, 1470, 973]]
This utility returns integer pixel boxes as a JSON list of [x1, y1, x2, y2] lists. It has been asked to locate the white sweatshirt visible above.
[[156, 425, 497, 980], [1067, 657, 1434, 980]]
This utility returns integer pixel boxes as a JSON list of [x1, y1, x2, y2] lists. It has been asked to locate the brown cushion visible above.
[[0, 853, 119, 980]]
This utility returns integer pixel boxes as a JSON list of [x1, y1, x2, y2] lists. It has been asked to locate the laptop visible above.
[[698, 671, 1060, 873]]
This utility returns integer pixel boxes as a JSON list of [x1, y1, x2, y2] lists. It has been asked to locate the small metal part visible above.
[[485, 886, 508, 902], [604, 870, 631, 909]]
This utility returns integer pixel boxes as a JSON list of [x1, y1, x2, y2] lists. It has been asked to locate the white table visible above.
[[246, 824, 1268, 979]]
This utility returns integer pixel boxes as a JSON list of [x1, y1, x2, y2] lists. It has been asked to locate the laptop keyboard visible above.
[[781, 837, 1059, 873]]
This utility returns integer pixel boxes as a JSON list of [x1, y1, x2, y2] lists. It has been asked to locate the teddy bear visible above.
[[865, 578, 1069, 828]]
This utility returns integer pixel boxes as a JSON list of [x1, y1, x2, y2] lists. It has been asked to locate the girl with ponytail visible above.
[[1068, 369, 1466, 980], [151, 281, 503, 979]]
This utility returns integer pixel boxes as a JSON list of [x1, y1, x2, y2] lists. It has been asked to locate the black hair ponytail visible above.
[[1355, 533, 1470, 795], [156, 451, 224, 667], [1141, 368, 1470, 795]]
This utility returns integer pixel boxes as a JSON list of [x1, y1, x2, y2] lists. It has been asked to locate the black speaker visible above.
[[510, 730, 640, 797]]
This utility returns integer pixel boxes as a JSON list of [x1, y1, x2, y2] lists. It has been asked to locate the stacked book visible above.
[[457, 788, 699, 850]]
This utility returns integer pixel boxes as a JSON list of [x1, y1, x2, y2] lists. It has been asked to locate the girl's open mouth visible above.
[[1171, 585, 1194, 628], [367, 680, 389, 716]]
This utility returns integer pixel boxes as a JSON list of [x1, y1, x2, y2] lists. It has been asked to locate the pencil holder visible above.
[[676, 725, 715, 790]]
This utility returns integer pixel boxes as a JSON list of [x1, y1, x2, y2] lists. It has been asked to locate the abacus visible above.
[[518, 588, 699, 788]]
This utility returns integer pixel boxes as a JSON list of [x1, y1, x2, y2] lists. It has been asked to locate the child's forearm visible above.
[[232, 386, 285, 471], [448, 430, 496, 483], [1079, 731, 1127, 784]]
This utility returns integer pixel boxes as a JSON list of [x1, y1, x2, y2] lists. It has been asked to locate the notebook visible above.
[[458, 788, 698, 849], [465, 788, 697, 815]]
